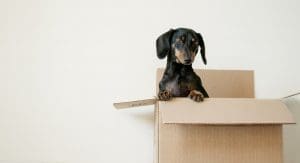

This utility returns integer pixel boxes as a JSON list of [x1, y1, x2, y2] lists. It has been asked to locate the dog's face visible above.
[[172, 31, 199, 65], [156, 28, 206, 65]]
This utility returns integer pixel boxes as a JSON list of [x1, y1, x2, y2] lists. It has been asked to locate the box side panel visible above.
[[154, 103, 159, 163], [159, 121, 283, 163], [157, 68, 255, 98], [198, 69, 255, 98], [156, 69, 255, 98]]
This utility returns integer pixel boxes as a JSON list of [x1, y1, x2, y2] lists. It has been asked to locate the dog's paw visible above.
[[188, 90, 204, 102], [158, 90, 172, 101]]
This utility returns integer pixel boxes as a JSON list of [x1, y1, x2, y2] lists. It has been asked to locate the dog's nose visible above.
[[184, 59, 192, 63]]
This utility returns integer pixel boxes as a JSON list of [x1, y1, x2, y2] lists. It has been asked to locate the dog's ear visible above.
[[156, 29, 174, 59], [196, 33, 207, 65]]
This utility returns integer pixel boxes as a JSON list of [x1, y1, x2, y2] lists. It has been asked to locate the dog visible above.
[[156, 28, 209, 102]]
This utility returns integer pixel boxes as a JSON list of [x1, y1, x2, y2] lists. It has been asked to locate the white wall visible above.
[[283, 95, 300, 163], [0, 0, 299, 163]]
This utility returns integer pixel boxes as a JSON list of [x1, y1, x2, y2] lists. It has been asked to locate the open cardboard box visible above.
[[154, 69, 296, 163]]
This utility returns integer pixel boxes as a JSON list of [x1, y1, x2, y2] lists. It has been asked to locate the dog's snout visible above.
[[184, 59, 192, 63]]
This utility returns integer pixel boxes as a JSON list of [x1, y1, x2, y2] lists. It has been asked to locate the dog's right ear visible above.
[[156, 29, 174, 59]]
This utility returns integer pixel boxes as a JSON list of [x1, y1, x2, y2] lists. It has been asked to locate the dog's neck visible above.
[[165, 61, 194, 77]]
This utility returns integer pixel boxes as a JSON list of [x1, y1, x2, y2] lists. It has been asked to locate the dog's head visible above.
[[156, 28, 206, 65]]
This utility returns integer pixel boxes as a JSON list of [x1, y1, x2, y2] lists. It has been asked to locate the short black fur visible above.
[[156, 28, 209, 102]]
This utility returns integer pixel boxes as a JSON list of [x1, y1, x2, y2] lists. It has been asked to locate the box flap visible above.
[[159, 98, 295, 125]]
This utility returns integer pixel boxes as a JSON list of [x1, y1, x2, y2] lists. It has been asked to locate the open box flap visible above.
[[159, 98, 296, 125]]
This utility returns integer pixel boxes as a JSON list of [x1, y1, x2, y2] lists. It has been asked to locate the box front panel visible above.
[[157, 108, 283, 163]]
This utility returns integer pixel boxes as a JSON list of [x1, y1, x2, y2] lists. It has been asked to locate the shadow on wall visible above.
[[127, 106, 155, 129], [283, 95, 300, 163]]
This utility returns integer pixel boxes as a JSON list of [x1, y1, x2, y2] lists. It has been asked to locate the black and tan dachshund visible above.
[[156, 28, 209, 102]]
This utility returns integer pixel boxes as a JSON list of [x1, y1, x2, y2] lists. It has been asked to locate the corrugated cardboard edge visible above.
[[154, 102, 159, 163], [154, 69, 160, 163]]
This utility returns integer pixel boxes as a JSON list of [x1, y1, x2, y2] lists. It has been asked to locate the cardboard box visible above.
[[154, 69, 295, 163]]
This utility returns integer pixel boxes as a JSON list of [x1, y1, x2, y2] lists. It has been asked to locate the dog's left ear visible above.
[[196, 33, 207, 65], [156, 29, 174, 59]]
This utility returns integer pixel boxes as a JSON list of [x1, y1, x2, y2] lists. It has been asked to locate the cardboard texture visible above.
[[154, 69, 295, 163], [114, 98, 157, 109], [160, 98, 294, 125]]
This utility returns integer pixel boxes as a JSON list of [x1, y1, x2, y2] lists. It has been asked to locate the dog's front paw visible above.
[[188, 90, 204, 102], [158, 90, 172, 101]]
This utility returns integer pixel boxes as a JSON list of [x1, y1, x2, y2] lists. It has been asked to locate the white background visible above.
[[0, 0, 300, 163]]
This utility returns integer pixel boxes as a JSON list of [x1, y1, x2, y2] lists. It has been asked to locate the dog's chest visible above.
[[165, 76, 191, 97]]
